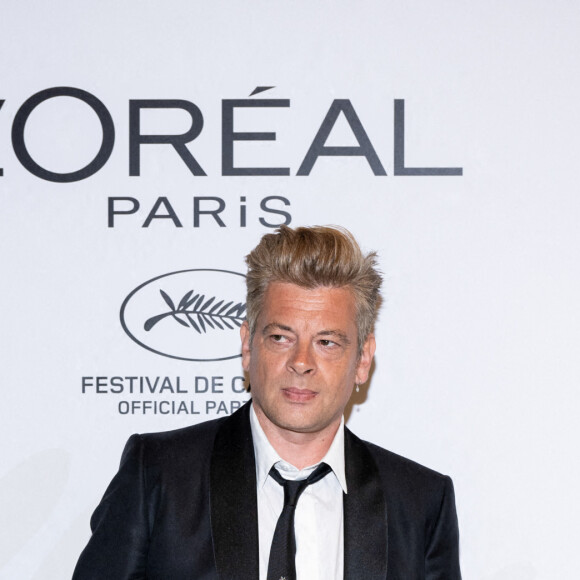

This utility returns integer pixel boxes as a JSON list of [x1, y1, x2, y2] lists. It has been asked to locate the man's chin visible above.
[[253, 397, 338, 436], [269, 409, 337, 436]]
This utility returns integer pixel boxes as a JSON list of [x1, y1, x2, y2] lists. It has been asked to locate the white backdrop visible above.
[[1, 1, 579, 578]]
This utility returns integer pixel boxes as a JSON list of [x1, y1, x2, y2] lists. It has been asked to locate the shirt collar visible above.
[[249, 403, 348, 493]]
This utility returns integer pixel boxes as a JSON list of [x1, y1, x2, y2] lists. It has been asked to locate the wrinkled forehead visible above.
[[258, 282, 358, 330]]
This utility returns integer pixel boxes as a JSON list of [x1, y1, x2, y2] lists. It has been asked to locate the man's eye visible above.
[[271, 334, 286, 342], [319, 339, 337, 347]]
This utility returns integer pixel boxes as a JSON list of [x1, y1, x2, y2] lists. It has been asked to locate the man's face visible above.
[[241, 281, 375, 437]]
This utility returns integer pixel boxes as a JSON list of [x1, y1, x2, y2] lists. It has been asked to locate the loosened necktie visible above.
[[266, 462, 332, 580]]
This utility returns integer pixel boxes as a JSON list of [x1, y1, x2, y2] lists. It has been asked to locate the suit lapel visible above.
[[344, 428, 388, 579], [210, 406, 388, 579], [210, 402, 259, 580]]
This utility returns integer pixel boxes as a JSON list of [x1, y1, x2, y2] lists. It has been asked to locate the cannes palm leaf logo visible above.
[[144, 289, 247, 333]]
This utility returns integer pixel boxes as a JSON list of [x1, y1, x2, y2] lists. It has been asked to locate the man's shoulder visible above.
[[124, 414, 230, 468], [141, 413, 227, 444], [119, 402, 252, 470], [349, 429, 453, 494], [366, 439, 450, 481]]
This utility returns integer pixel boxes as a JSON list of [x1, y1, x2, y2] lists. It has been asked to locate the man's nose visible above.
[[287, 341, 316, 375]]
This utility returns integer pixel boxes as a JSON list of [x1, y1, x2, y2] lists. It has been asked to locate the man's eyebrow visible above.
[[316, 330, 351, 345], [262, 322, 293, 335], [261, 324, 351, 345]]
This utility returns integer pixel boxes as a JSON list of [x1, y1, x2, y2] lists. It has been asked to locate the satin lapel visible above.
[[210, 402, 259, 580], [343, 428, 388, 580]]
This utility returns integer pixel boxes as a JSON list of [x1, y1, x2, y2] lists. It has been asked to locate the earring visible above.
[[355, 383, 360, 393]]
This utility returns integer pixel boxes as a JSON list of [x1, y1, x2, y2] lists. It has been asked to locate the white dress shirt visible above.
[[250, 405, 347, 580]]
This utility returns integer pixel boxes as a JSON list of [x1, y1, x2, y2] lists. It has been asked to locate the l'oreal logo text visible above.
[[1, 87, 462, 182]]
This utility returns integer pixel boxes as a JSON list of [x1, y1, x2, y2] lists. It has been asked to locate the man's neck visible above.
[[253, 405, 342, 469]]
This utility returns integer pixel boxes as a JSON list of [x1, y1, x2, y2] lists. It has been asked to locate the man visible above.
[[73, 225, 461, 579]]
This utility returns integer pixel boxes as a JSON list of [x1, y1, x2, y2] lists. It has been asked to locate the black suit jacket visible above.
[[73, 403, 461, 579]]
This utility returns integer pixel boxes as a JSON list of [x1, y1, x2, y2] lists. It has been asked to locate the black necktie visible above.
[[266, 462, 332, 580]]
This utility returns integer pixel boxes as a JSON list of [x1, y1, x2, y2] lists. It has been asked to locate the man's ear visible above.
[[355, 333, 375, 385], [240, 320, 251, 372]]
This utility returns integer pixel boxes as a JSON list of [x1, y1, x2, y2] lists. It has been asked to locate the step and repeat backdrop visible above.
[[1, 2, 579, 578]]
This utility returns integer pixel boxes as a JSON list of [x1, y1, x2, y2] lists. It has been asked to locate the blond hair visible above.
[[245, 225, 382, 353]]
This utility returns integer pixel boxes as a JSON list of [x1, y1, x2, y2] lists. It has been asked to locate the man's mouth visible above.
[[281, 387, 318, 402]]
